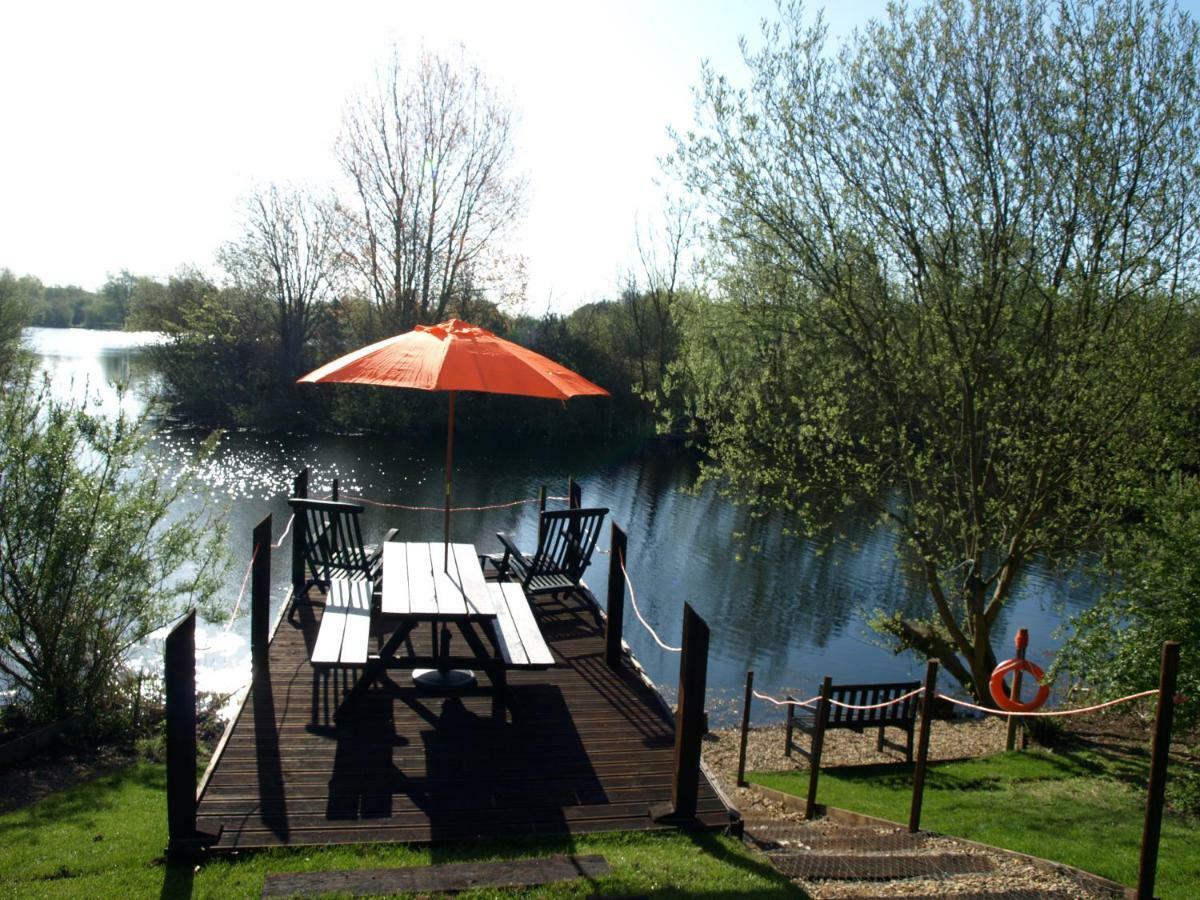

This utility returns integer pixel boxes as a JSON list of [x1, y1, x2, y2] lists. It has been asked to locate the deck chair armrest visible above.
[[495, 532, 529, 577]]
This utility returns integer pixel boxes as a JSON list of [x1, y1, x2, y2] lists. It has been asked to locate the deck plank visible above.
[[196, 579, 730, 850]]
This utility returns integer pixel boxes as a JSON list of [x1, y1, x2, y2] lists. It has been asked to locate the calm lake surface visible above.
[[26, 327, 1100, 724]]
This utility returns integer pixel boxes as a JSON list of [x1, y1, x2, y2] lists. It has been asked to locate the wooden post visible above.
[[536, 485, 547, 548], [1006, 628, 1029, 752], [654, 603, 709, 822], [605, 523, 628, 670], [331, 478, 339, 501], [568, 477, 581, 509], [805, 676, 833, 819], [909, 659, 939, 833], [1138, 641, 1181, 900], [784, 695, 795, 757], [251, 515, 272, 672], [165, 611, 198, 859], [291, 468, 308, 595], [737, 671, 754, 787]]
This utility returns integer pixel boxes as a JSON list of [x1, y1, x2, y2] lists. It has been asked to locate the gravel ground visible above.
[[703, 720, 1125, 899]]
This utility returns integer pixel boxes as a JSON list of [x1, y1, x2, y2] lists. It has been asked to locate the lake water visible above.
[[24, 327, 1100, 724]]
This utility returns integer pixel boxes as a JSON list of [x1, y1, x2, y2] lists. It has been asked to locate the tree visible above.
[[0, 365, 226, 723], [336, 47, 527, 332], [221, 185, 340, 379], [1056, 475, 1200, 729], [672, 0, 1200, 699], [0, 269, 35, 373], [97, 270, 137, 329]]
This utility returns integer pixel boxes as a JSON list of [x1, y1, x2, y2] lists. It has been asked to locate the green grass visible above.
[[0, 762, 802, 898], [750, 750, 1200, 898]]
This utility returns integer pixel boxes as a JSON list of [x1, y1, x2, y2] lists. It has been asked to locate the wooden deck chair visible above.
[[492, 507, 608, 598], [287, 497, 394, 594]]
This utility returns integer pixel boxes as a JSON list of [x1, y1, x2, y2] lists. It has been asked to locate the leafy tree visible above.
[[671, 0, 1200, 699], [1056, 475, 1200, 728], [125, 269, 216, 333], [0, 365, 226, 724], [150, 282, 279, 426], [0, 269, 34, 374], [95, 270, 137, 329]]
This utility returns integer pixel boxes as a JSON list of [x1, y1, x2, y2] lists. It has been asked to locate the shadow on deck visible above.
[[196, 585, 730, 849]]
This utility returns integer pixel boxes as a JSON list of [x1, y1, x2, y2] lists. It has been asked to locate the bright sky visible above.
[[3, 0, 1199, 313]]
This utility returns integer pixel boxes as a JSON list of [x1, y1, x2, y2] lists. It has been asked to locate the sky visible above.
[[3, 0, 1199, 314]]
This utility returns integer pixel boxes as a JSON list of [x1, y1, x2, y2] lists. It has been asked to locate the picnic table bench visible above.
[[786, 678, 923, 762], [310, 542, 554, 715]]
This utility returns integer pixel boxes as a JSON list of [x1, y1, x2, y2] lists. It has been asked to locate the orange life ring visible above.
[[988, 658, 1050, 712]]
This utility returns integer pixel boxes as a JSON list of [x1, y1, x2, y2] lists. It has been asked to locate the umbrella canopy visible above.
[[298, 319, 609, 566], [300, 318, 608, 399]]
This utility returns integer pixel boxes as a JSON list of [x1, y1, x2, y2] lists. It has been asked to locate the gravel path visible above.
[[703, 720, 1125, 899]]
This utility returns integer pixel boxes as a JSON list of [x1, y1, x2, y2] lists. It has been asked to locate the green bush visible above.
[[0, 364, 227, 726], [1056, 475, 1200, 730]]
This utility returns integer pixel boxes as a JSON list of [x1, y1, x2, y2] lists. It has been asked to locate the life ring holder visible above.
[[989, 658, 1050, 712]]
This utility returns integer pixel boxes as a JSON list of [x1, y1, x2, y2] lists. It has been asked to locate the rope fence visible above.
[[224, 514, 296, 631], [936, 689, 1162, 718], [618, 549, 682, 653], [746, 684, 1163, 717], [340, 492, 570, 513]]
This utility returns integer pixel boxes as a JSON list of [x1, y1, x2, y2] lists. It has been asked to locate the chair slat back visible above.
[[288, 497, 371, 587], [529, 507, 608, 582]]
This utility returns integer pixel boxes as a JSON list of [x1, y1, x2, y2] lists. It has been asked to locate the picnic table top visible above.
[[381, 541, 493, 618]]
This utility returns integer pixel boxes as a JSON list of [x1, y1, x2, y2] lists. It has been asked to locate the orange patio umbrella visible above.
[[298, 318, 609, 567]]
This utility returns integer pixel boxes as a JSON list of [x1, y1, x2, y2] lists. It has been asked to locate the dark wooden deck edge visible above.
[[195, 584, 293, 805], [573, 576, 741, 827], [748, 785, 1135, 898]]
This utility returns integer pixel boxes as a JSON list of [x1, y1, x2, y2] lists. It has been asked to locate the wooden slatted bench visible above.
[[786, 678, 922, 761], [311, 576, 374, 667], [487, 582, 555, 669]]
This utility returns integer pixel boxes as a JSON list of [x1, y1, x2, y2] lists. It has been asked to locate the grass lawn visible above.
[[0, 762, 802, 899], [750, 750, 1199, 898]]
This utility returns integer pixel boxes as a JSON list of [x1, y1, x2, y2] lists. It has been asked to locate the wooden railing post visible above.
[[737, 671, 754, 787], [568, 477, 581, 510], [805, 676, 833, 819], [291, 468, 308, 595], [1005, 628, 1028, 752], [331, 477, 339, 501], [784, 695, 795, 757], [1138, 641, 1181, 900], [164, 610, 211, 859], [605, 523, 628, 670], [653, 603, 709, 822], [251, 515, 272, 672], [909, 659, 939, 833]]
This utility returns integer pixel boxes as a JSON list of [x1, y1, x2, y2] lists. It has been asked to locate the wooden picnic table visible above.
[[315, 541, 554, 713]]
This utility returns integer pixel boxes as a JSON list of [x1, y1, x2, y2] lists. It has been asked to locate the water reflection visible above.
[[26, 327, 1101, 725]]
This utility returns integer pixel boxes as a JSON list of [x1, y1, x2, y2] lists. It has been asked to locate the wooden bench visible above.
[[486, 582, 554, 668], [311, 576, 374, 667], [786, 678, 922, 762]]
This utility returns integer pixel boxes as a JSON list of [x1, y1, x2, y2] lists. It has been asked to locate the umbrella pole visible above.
[[443, 391, 455, 571]]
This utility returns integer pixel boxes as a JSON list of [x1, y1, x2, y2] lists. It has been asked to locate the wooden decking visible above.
[[196, 582, 732, 850]]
